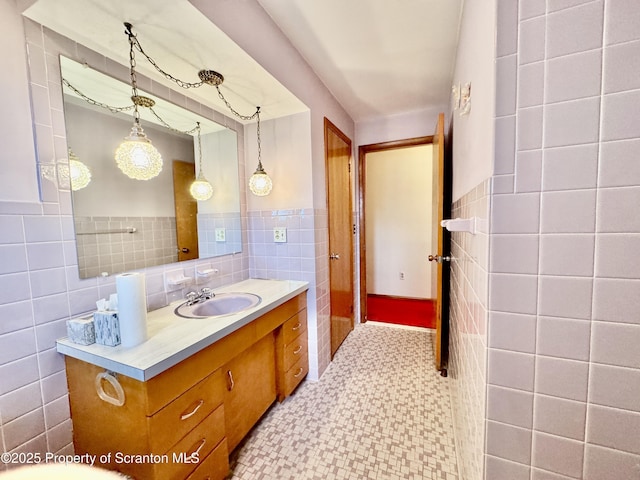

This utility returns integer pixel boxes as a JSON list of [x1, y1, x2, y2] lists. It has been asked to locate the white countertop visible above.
[[56, 279, 309, 381]]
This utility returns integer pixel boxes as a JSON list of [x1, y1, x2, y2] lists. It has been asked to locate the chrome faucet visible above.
[[185, 288, 215, 306]]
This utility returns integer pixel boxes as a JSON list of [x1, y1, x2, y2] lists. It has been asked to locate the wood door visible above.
[[325, 118, 354, 358], [430, 113, 451, 373], [173, 160, 199, 261]]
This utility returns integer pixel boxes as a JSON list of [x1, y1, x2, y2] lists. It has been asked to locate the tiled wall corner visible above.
[[449, 179, 491, 480], [486, 0, 640, 478], [246, 208, 330, 380]]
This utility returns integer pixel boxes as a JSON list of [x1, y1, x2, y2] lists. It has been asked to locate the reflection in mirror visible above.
[[60, 57, 242, 279]]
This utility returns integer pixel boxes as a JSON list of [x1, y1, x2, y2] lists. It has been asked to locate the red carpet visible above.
[[366, 294, 436, 329]]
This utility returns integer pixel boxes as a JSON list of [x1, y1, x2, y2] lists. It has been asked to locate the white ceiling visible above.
[[257, 0, 464, 122], [23, 0, 463, 125], [22, 0, 308, 123]]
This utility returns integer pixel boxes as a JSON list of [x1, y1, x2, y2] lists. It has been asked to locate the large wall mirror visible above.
[[60, 56, 242, 279]]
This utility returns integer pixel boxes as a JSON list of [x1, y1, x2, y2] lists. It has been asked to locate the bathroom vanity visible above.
[[56, 279, 309, 480]]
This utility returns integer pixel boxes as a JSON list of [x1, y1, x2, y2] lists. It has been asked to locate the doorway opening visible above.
[[359, 114, 449, 373], [358, 137, 435, 329]]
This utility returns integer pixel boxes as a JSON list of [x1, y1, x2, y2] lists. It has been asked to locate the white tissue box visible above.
[[93, 311, 121, 346], [66, 317, 96, 345]]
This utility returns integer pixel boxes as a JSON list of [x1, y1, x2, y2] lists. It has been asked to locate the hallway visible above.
[[229, 323, 459, 479]]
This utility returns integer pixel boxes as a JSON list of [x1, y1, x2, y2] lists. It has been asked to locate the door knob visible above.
[[428, 254, 451, 263], [329, 253, 340, 260], [180, 247, 190, 253]]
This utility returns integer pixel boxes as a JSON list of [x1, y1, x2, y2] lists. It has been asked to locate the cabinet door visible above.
[[223, 334, 276, 451]]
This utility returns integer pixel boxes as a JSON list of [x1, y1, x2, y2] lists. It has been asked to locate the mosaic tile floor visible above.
[[229, 322, 459, 480]]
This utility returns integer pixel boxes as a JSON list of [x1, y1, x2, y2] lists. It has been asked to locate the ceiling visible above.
[[257, 0, 464, 122], [23, 0, 463, 125], [22, 0, 308, 124]]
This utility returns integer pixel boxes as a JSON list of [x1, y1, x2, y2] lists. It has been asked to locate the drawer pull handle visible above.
[[180, 399, 204, 421], [294, 367, 304, 378], [189, 438, 207, 457], [291, 322, 302, 331], [226, 370, 235, 391], [293, 345, 303, 355], [95, 371, 125, 407]]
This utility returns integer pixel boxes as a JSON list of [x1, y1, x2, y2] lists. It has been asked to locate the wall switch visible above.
[[273, 227, 287, 243], [400, 272, 405, 280], [215, 228, 226, 242]]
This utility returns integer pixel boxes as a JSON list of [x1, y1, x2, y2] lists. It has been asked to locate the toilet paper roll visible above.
[[116, 272, 148, 348]]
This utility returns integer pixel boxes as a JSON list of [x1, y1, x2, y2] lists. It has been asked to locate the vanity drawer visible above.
[[185, 438, 229, 480], [282, 332, 308, 372], [280, 310, 307, 345], [154, 405, 226, 480], [148, 369, 224, 454], [282, 354, 308, 399]]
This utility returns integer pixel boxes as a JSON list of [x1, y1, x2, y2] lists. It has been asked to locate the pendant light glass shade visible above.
[[190, 176, 213, 201], [68, 149, 91, 191], [249, 165, 272, 196], [115, 122, 163, 180], [189, 122, 213, 201]]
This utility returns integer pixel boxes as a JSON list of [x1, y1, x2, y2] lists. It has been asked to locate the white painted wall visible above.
[[0, 0, 39, 203], [450, 0, 496, 201], [245, 111, 313, 211], [355, 106, 447, 148], [365, 145, 434, 298]]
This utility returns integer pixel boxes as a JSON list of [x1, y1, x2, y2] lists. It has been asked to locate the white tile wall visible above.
[[449, 179, 490, 480], [484, 0, 640, 478], [246, 208, 330, 379]]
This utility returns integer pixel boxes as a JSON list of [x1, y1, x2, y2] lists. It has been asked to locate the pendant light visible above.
[[114, 23, 163, 181], [190, 123, 214, 201], [114, 23, 273, 192], [68, 148, 91, 191], [248, 107, 272, 196]]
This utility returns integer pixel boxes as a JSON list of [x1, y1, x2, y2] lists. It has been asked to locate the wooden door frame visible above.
[[357, 136, 433, 323]]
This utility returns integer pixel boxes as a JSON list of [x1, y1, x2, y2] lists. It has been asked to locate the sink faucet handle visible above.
[[200, 287, 214, 299], [185, 291, 199, 305]]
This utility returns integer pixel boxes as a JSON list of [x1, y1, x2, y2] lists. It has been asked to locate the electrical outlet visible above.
[[273, 227, 287, 243], [215, 228, 226, 242], [400, 272, 405, 280]]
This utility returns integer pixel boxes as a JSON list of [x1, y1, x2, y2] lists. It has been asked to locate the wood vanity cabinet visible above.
[[223, 334, 276, 451], [275, 308, 309, 401], [64, 291, 307, 480]]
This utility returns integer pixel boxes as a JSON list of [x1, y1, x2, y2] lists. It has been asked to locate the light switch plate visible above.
[[215, 228, 226, 242], [273, 227, 287, 243]]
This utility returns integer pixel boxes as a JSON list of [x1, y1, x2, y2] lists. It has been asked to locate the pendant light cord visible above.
[[196, 122, 206, 180], [124, 23, 204, 89], [125, 23, 142, 126], [255, 107, 264, 171]]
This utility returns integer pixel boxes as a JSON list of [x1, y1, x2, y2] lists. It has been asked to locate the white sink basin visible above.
[[175, 292, 261, 319]]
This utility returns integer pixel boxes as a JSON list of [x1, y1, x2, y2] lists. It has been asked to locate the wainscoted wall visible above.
[[197, 212, 242, 258], [486, 1, 640, 478], [246, 208, 331, 379], [0, 19, 250, 464], [0, 203, 250, 461], [74, 216, 178, 278], [448, 179, 490, 480]]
